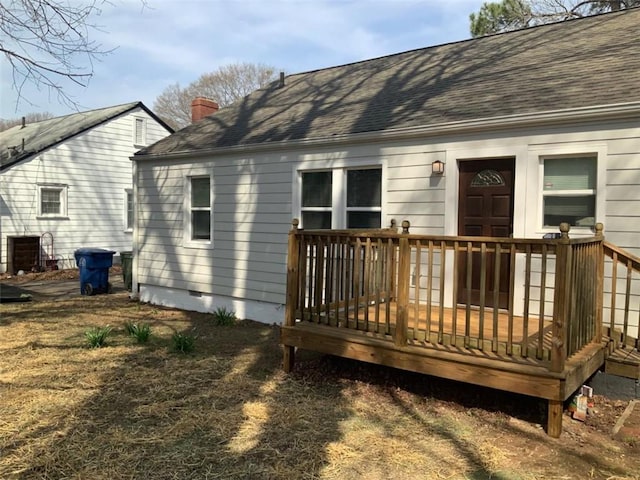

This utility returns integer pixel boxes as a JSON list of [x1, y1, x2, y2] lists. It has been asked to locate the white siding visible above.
[[135, 118, 640, 323], [0, 107, 170, 272], [135, 153, 293, 310]]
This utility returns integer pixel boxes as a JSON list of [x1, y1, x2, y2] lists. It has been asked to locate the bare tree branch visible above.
[[0, 0, 112, 112]]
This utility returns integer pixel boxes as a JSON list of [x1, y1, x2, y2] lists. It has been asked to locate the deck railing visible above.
[[603, 241, 640, 350], [285, 219, 605, 373]]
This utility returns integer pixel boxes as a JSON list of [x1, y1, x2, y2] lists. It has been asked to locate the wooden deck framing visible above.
[[281, 220, 640, 438]]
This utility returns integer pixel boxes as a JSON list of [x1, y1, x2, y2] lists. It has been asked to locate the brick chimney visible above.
[[191, 97, 219, 123]]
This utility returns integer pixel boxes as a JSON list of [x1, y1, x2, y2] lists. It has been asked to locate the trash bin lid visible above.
[[74, 248, 116, 256]]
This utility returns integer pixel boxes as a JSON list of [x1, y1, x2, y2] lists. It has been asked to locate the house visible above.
[[132, 9, 640, 436], [0, 102, 173, 274], [133, 9, 640, 323]]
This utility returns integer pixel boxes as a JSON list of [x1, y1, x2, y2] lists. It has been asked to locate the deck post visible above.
[[594, 223, 604, 343], [551, 223, 571, 373], [283, 218, 300, 372], [547, 400, 563, 438], [395, 221, 411, 347]]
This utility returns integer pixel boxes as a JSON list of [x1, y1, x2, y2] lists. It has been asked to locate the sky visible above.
[[0, 0, 486, 119]]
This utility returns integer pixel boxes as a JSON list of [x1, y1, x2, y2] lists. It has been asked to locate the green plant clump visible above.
[[172, 332, 195, 353], [124, 320, 137, 335], [213, 306, 237, 326], [124, 321, 151, 343], [85, 326, 112, 348]]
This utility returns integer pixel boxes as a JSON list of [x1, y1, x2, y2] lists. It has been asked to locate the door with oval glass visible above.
[[457, 158, 515, 308]]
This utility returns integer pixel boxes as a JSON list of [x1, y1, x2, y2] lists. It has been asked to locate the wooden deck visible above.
[[281, 221, 640, 438]]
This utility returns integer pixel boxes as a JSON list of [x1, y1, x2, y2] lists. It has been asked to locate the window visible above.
[[299, 167, 381, 229], [38, 184, 67, 217], [134, 117, 146, 146], [347, 169, 381, 228], [124, 189, 134, 231], [301, 171, 332, 229], [542, 156, 596, 228], [189, 176, 211, 242]]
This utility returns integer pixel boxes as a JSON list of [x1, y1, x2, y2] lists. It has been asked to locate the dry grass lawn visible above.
[[1, 288, 639, 479]]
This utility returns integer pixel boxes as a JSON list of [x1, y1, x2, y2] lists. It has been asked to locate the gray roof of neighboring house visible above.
[[138, 8, 640, 158], [0, 102, 172, 170]]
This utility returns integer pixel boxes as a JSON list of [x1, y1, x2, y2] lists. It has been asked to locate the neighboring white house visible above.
[[0, 102, 172, 274], [132, 10, 640, 324]]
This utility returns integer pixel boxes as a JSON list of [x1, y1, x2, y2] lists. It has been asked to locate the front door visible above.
[[457, 158, 515, 308]]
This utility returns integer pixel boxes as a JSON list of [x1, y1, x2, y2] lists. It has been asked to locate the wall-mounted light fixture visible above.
[[431, 160, 445, 175]]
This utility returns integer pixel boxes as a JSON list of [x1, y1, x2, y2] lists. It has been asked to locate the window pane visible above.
[[192, 211, 211, 239], [348, 169, 381, 207], [41, 189, 61, 214], [192, 177, 210, 207], [347, 211, 381, 229], [302, 211, 331, 229], [126, 192, 134, 229], [302, 172, 331, 207], [544, 157, 596, 191], [544, 196, 595, 227], [135, 118, 145, 144]]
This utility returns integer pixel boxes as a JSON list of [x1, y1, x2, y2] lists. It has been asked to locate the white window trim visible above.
[[532, 144, 606, 236], [133, 117, 147, 147], [37, 183, 68, 218], [124, 188, 133, 232], [294, 159, 384, 229], [183, 169, 213, 249]]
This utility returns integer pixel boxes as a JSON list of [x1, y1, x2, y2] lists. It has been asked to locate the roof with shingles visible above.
[[138, 8, 640, 157], [0, 102, 172, 170]]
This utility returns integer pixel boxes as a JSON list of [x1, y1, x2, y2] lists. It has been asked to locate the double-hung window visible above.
[[300, 167, 382, 229], [542, 156, 596, 228], [188, 176, 211, 242], [38, 184, 67, 218]]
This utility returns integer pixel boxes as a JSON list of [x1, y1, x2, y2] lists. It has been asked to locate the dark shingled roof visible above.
[[1, 102, 172, 170], [139, 9, 640, 157]]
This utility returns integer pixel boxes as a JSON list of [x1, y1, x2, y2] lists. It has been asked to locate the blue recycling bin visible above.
[[74, 248, 116, 295]]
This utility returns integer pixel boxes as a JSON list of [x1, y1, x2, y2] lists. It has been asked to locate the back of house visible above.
[[0, 102, 172, 274], [132, 9, 640, 325]]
